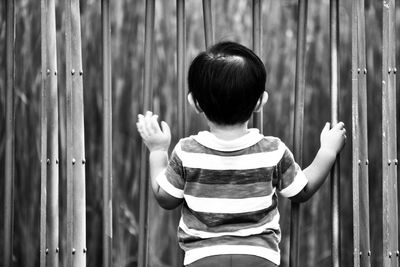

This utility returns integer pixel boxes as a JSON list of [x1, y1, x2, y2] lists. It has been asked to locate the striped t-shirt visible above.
[[156, 129, 308, 266]]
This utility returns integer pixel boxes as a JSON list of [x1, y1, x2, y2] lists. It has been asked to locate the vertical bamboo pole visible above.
[[40, 0, 48, 266], [177, 0, 186, 139], [4, 1, 15, 266], [176, 1, 186, 265], [382, 1, 398, 266], [352, 0, 371, 265], [66, 0, 87, 266], [202, 0, 214, 49], [41, 0, 60, 266], [252, 0, 263, 132], [351, 0, 360, 265], [289, 1, 307, 267], [138, 1, 155, 266], [102, 0, 113, 266], [330, 0, 340, 266]]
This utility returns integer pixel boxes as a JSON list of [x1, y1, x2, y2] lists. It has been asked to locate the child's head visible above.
[[188, 41, 267, 125]]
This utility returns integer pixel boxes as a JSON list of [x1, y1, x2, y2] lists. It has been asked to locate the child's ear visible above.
[[254, 91, 269, 112], [187, 93, 203, 113]]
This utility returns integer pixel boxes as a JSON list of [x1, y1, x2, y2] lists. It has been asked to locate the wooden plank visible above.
[[138, 1, 155, 266], [45, 0, 60, 266], [329, 0, 340, 266], [289, 1, 307, 266], [176, 1, 186, 265], [355, 0, 371, 265], [40, 0, 48, 266], [4, 1, 15, 267], [102, 0, 113, 266], [202, 0, 214, 49], [66, 0, 87, 265], [252, 0, 263, 132], [351, 0, 360, 265], [382, 0, 398, 266]]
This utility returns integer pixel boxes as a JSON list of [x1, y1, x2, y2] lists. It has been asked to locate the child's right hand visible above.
[[136, 111, 171, 152], [320, 122, 346, 155]]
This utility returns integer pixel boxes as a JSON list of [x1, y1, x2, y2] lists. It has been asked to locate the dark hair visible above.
[[188, 41, 267, 125]]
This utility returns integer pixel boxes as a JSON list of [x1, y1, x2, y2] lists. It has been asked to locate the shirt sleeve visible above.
[[275, 143, 308, 198], [156, 142, 185, 199]]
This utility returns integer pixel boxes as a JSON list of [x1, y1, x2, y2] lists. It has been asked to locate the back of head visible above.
[[188, 41, 267, 125]]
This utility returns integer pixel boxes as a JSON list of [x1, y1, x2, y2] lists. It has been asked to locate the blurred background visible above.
[[0, 0, 399, 266]]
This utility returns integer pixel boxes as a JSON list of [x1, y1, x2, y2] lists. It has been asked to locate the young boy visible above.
[[136, 41, 346, 267]]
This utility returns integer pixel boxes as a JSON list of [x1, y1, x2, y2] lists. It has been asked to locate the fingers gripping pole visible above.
[[138, 1, 155, 266], [290, 0, 307, 266]]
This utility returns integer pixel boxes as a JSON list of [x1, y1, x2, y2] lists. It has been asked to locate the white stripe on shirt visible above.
[[175, 144, 286, 170], [184, 190, 275, 214], [279, 170, 308, 198], [156, 172, 184, 199], [179, 211, 280, 239], [184, 245, 281, 265]]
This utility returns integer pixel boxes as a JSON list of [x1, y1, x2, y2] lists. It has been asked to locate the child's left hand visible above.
[[136, 111, 171, 152]]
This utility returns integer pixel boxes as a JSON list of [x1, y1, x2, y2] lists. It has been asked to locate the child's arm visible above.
[[290, 122, 346, 203], [136, 111, 182, 209]]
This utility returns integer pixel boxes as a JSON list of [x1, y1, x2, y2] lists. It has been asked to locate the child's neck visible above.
[[208, 121, 249, 141]]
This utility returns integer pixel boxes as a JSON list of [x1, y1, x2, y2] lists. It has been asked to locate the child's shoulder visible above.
[[259, 135, 284, 149]]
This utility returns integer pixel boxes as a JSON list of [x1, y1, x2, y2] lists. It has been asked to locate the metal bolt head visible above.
[[363, 68, 367, 74], [368, 251, 371, 256], [358, 160, 361, 165], [388, 160, 392, 166], [365, 159, 369, 165], [46, 248, 49, 254], [54, 71, 57, 76], [357, 68, 361, 74], [359, 251, 362, 256], [72, 158, 76, 165], [56, 247, 59, 253], [79, 70, 83, 76], [394, 68, 397, 74], [395, 159, 398, 165], [46, 69, 51, 75], [47, 159, 50, 165], [389, 252, 392, 258], [82, 158, 86, 164], [71, 69, 75, 75], [389, 68, 392, 74], [83, 248, 87, 253], [56, 159, 59, 164], [72, 248, 76, 254]]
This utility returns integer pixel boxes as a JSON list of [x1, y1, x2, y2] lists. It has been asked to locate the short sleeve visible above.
[[156, 142, 185, 199], [275, 145, 308, 198]]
